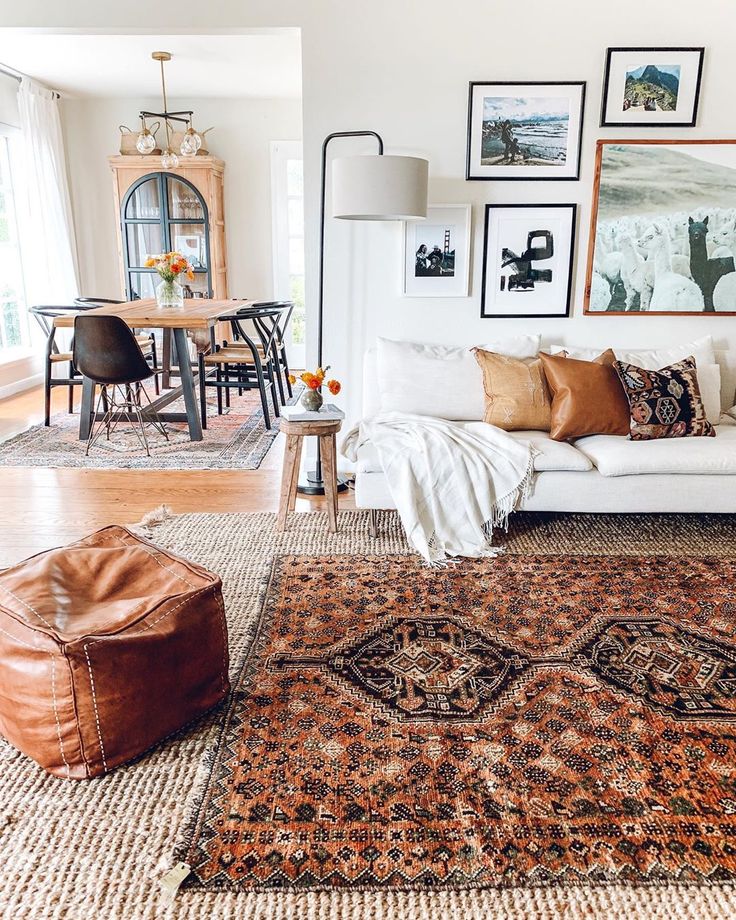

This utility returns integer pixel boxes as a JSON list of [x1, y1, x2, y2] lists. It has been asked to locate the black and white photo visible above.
[[482, 204, 576, 317], [403, 205, 471, 296]]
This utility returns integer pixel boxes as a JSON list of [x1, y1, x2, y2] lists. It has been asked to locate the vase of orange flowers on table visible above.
[[145, 252, 195, 309], [288, 366, 341, 412]]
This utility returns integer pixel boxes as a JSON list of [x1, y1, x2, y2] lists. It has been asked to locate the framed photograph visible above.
[[403, 204, 471, 297], [600, 47, 704, 128], [466, 82, 585, 181], [584, 140, 736, 316], [481, 204, 576, 318]]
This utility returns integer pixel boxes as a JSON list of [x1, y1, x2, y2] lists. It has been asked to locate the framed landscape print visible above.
[[403, 205, 471, 297], [481, 204, 576, 318], [466, 82, 585, 180], [585, 140, 736, 315], [600, 47, 704, 127]]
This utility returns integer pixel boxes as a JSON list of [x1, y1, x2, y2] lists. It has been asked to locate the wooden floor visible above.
[[0, 384, 355, 567]]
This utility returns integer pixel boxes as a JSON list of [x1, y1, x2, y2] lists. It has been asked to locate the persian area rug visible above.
[[0, 387, 286, 470], [3, 510, 736, 920]]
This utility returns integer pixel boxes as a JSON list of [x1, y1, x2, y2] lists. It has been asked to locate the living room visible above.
[[1, 2, 735, 919]]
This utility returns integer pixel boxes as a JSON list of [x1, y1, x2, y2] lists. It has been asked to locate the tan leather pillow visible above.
[[473, 349, 552, 431], [539, 350, 631, 441]]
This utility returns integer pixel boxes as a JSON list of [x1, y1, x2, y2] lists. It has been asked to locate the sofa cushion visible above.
[[576, 423, 736, 476], [540, 350, 631, 441], [355, 429, 592, 474], [615, 356, 715, 440], [376, 336, 540, 420], [474, 350, 552, 431], [550, 336, 716, 369]]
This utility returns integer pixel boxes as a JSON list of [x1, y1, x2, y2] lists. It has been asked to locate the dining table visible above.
[[54, 297, 256, 442]]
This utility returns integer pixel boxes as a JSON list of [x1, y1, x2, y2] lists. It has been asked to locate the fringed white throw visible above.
[[343, 412, 535, 565]]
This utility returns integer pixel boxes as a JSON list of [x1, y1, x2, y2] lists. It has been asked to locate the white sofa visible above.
[[353, 337, 736, 515]]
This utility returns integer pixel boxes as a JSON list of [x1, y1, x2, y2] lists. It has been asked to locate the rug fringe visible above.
[[136, 504, 175, 530]]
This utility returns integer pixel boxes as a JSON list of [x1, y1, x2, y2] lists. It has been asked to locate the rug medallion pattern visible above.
[[182, 553, 736, 891]]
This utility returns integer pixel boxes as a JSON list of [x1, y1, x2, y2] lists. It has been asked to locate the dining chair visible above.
[[229, 301, 295, 404], [197, 305, 284, 430], [73, 314, 168, 457], [75, 296, 160, 394]]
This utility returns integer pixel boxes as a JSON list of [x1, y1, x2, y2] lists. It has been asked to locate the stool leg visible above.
[[277, 434, 303, 531], [320, 433, 338, 534]]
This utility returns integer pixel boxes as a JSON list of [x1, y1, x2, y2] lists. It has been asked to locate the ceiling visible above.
[[0, 31, 302, 99]]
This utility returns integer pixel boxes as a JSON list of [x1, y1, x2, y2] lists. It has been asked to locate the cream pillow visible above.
[[550, 336, 716, 370], [376, 336, 540, 419]]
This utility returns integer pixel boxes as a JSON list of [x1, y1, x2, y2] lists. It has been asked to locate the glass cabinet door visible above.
[[121, 172, 212, 300]]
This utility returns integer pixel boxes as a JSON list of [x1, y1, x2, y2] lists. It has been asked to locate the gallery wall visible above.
[[2, 0, 734, 431], [61, 95, 303, 300]]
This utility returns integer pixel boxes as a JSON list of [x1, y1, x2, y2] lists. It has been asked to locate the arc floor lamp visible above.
[[298, 131, 429, 495]]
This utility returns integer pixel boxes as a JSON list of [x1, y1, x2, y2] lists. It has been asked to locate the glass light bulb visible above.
[[161, 149, 179, 170], [136, 130, 156, 155], [180, 129, 202, 158]]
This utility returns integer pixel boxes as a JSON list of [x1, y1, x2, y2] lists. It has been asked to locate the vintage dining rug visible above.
[[0, 387, 289, 470], [3, 509, 736, 920]]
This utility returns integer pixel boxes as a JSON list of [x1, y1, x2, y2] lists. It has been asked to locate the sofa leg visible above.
[[368, 509, 378, 538]]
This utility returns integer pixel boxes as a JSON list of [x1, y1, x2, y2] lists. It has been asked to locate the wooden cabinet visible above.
[[109, 155, 227, 301]]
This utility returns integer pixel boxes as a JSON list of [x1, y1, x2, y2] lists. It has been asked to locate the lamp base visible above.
[[297, 468, 351, 497]]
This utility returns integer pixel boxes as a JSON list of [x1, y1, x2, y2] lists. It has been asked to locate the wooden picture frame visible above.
[[466, 81, 586, 181], [600, 47, 704, 128], [481, 203, 576, 319], [584, 139, 736, 316]]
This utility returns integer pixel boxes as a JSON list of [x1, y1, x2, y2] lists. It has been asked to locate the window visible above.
[[0, 132, 29, 353], [271, 141, 305, 367]]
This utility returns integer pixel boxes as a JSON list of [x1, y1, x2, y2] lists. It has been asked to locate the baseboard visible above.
[[0, 372, 43, 401]]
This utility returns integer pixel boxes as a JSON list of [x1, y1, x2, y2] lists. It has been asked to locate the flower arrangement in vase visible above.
[[289, 366, 341, 412], [145, 252, 195, 308]]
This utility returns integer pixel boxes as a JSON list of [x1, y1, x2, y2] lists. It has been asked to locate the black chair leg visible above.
[[254, 359, 271, 430], [225, 365, 231, 409], [282, 350, 293, 399], [44, 359, 52, 426], [198, 352, 208, 430], [267, 363, 280, 418], [216, 367, 223, 416], [151, 336, 160, 396], [273, 349, 286, 406], [67, 362, 75, 415]]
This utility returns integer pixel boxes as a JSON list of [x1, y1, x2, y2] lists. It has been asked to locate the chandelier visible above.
[[136, 51, 202, 168]]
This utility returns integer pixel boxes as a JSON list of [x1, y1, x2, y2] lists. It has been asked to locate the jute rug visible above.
[[3, 510, 736, 920], [0, 388, 285, 470]]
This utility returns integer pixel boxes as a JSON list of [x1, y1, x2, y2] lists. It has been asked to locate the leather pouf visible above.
[[0, 525, 229, 779]]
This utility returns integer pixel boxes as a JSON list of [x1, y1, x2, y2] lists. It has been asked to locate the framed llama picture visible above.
[[466, 82, 585, 180], [402, 204, 471, 297], [584, 140, 736, 316], [600, 47, 704, 128], [481, 203, 576, 318]]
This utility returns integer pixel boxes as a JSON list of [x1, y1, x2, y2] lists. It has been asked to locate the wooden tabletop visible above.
[[54, 298, 256, 330]]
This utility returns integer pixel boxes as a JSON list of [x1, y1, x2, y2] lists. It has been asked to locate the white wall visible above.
[[3, 1, 735, 429], [62, 95, 302, 299]]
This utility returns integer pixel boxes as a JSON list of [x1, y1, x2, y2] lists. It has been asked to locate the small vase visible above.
[[301, 388, 323, 412], [156, 278, 184, 309]]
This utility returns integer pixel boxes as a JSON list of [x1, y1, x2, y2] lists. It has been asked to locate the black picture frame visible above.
[[481, 203, 577, 319], [600, 47, 705, 128], [466, 81, 586, 181]]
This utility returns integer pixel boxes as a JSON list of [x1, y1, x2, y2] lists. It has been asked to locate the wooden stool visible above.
[[278, 418, 342, 532]]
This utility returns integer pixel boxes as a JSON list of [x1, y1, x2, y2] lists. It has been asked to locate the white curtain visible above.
[[16, 78, 79, 306]]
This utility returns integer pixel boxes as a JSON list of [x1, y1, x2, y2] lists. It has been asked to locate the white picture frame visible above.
[[402, 204, 471, 297]]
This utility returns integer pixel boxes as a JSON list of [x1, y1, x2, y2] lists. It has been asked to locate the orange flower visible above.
[[287, 374, 296, 385], [300, 372, 317, 387], [307, 377, 321, 390], [144, 257, 156, 268], [316, 366, 326, 383], [327, 379, 341, 396]]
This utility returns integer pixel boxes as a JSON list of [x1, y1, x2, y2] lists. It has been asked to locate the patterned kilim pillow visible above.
[[614, 355, 715, 440]]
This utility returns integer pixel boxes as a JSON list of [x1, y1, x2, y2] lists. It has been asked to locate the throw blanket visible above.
[[342, 412, 535, 565]]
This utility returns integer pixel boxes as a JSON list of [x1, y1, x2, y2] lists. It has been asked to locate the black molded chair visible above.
[[73, 314, 168, 456], [74, 296, 159, 394], [198, 305, 285, 430]]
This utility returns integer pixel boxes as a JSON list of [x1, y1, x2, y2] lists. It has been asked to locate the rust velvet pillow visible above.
[[473, 349, 552, 431], [539, 350, 631, 441]]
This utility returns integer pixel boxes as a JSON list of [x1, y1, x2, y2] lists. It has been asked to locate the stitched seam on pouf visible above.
[[134, 542, 200, 591], [0, 583, 55, 631], [83, 646, 108, 775], [0, 623, 39, 651], [50, 655, 71, 780]]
